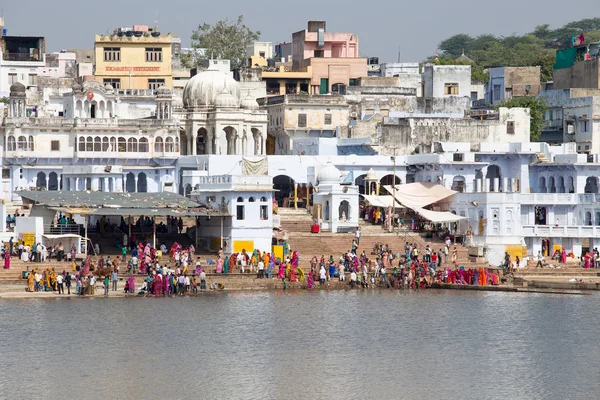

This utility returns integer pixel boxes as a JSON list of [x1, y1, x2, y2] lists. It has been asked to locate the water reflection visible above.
[[1, 290, 600, 400]]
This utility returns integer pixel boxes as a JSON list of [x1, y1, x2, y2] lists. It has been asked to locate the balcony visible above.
[[522, 225, 600, 238], [3, 52, 42, 62], [519, 193, 578, 205]]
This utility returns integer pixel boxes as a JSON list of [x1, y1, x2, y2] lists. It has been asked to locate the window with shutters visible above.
[[145, 48, 163, 62], [103, 47, 121, 62], [298, 113, 307, 128], [324, 114, 332, 125]]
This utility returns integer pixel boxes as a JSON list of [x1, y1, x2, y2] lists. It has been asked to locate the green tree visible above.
[[190, 15, 260, 69], [496, 96, 547, 141], [438, 34, 474, 57]]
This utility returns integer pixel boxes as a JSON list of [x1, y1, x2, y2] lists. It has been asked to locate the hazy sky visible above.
[[5, 0, 600, 62]]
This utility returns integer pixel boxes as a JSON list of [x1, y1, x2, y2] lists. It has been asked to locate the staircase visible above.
[[278, 208, 315, 233], [536, 152, 551, 163]]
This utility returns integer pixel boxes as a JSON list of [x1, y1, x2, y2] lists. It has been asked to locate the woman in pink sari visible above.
[[291, 251, 299, 268], [127, 274, 135, 294], [216, 256, 223, 274], [277, 262, 285, 279], [307, 271, 314, 289], [4, 251, 10, 269], [584, 253, 591, 269], [561, 248, 567, 263]]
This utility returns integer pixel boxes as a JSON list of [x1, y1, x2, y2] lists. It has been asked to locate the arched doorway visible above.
[[184, 184, 192, 198], [224, 126, 237, 155], [338, 200, 350, 221], [451, 176, 466, 193], [137, 172, 148, 193], [324, 201, 330, 221], [126, 172, 136, 193], [36, 172, 46, 189], [486, 165, 501, 192], [379, 174, 401, 195], [539, 177, 547, 193], [48, 172, 58, 191], [273, 175, 295, 207], [354, 174, 367, 195], [197, 128, 209, 155], [585, 211, 592, 226], [585, 177, 598, 193], [558, 176, 566, 193], [549, 176, 556, 193]]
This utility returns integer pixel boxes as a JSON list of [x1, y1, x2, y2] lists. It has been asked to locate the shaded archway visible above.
[[273, 175, 295, 207], [486, 165, 501, 192], [184, 184, 192, 198], [324, 200, 330, 221], [197, 128, 209, 155], [338, 200, 350, 221], [126, 172, 136, 193], [558, 176, 566, 193], [451, 175, 466, 193], [36, 171, 46, 189], [252, 128, 263, 155], [585, 211, 593, 226], [224, 126, 237, 155], [539, 177, 547, 193], [48, 172, 58, 191], [585, 177, 598, 194], [355, 174, 367, 195], [548, 176, 556, 193], [379, 174, 401, 195], [137, 172, 148, 193]]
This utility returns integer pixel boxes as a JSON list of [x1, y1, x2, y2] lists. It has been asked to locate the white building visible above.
[[0, 35, 46, 97], [422, 64, 471, 99]]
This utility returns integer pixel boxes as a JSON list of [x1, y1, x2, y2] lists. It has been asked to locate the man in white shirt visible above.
[[199, 270, 206, 290], [258, 260, 265, 279], [56, 273, 64, 294], [319, 266, 327, 285], [350, 271, 357, 288], [339, 263, 345, 281], [355, 227, 361, 245]]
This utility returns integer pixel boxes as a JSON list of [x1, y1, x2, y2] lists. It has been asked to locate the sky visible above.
[[5, 0, 600, 62]]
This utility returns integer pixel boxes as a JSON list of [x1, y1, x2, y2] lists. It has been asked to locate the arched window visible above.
[[102, 137, 109, 151], [94, 137, 101, 152], [595, 212, 600, 226], [137, 172, 147, 192], [249, 197, 255, 202], [78, 137, 85, 151], [28, 135, 34, 151], [237, 197, 244, 202], [260, 197, 267, 202], [86, 136, 93, 152], [175, 137, 180, 152], [110, 137, 117, 151], [118, 137, 126, 152], [7, 136, 15, 151], [17, 136, 27, 151], [155, 137, 164, 152], [139, 137, 149, 152], [165, 137, 174, 152], [127, 138, 138, 152]]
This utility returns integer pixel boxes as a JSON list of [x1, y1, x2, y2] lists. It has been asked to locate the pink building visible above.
[[292, 21, 366, 94]]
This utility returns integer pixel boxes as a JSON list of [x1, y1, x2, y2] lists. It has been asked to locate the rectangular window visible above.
[[444, 83, 458, 95], [145, 48, 163, 62], [324, 114, 332, 125], [2, 169, 9, 179], [260, 205, 268, 220], [148, 78, 165, 90], [103, 78, 121, 89], [298, 113, 307, 128], [236, 205, 245, 220], [493, 84, 501, 101], [507, 121, 515, 134], [259, 51, 266, 58], [50, 140, 60, 151], [8, 73, 17, 84], [582, 120, 589, 132], [28, 74, 38, 86], [314, 50, 324, 58], [453, 153, 463, 162], [103, 47, 121, 62]]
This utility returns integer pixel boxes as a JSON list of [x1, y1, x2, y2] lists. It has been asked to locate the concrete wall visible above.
[[554, 59, 600, 90], [378, 107, 530, 154], [380, 62, 419, 76], [423, 65, 471, 98]]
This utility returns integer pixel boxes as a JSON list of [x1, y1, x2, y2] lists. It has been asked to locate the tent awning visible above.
[[383, 182, 457, 208], [412, 207, 468, 223], [361, 194, 403, 209]]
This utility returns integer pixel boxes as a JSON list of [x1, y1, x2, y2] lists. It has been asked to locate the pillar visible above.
[[294, 183, 298, 210], [296, 81, 300, 94], [492, 178, 499, 192], [192, 133, 197, 155], [134, 177, 138, 193], [75, 178, 79, 191], [376, 183, 381, 195], [45, 176, 49, 189], [262, 136, 267, 155], [306, 186, 310, 208], [207, 134, 214, 155], [92, 177, 99, 191], [279, 81, 285, 95]]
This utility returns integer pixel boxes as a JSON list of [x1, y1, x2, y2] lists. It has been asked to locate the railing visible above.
[[44, 224, 81, 235], [3, 52, 42, 62], [113, 227, 125, 241], [522, 225, 600, 238]]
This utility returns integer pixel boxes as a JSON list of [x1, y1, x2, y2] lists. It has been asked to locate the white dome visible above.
[[215, 89, 239, 108], [240, 95, 259, 110], [183, 69, 240, 108], [318, 162, 341, 184], [366, 168, 377, 181]]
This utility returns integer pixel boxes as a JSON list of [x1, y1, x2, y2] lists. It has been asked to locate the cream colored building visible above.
[[94, 27, 173, 90]]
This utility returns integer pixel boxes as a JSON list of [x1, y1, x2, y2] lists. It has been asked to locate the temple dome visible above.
[[183, 69, 240, 108], [318, 162, 342, 184], [366, 168, 377, 181], [215, 89, 239, 108], [240, 95, 259, 110], [155, 85, 172, 98], [9, 82, 26, 97]]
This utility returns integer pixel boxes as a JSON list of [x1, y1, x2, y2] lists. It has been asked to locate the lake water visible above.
[[1, 290, 600, 400]]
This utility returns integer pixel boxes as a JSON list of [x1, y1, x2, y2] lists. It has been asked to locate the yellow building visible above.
[[94, 30, 173, 90]]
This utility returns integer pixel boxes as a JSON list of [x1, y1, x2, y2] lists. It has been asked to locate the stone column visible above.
[[207, 133, 214, 155], [262, 136, 267, 155], [45, 176, 49, 189], [192, 133, 197, 155], [134, 177, 138, 193], [75, 178, 79, 191], [92, 177, 99, 191]]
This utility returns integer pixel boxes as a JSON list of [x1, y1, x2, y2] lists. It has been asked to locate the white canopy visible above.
[[361, 194, 403, 208], [412, 207, 468, 223], [383, 182, 457, 208]]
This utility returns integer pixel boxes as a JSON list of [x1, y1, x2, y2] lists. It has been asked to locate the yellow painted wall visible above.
[[505, 245, 527, 260], [94, 34, 173, 89], [272, 245, 284, 262], [233, 240, 254, 253]]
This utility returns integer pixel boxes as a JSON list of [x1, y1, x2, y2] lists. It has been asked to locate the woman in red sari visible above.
[[4, 251, 10, 269]]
